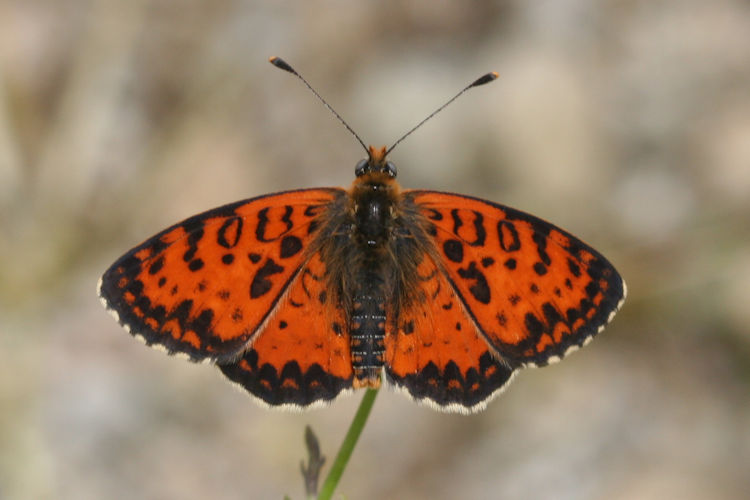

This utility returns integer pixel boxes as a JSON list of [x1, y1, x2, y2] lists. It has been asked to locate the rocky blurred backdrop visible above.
[[1, 1, 748, 499]]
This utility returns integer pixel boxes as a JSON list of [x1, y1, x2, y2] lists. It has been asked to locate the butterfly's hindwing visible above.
[[218, 252, 354, 407], [385, 253, 515, 412]]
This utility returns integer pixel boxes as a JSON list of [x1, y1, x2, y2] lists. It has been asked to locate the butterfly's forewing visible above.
[[99, 188, 345, 362], [219, 252, 354, 408], [406, 191, 625, 367], [385, 253, 514, 412]]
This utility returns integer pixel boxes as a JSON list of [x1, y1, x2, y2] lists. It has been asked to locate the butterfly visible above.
[[99, 57, 625, 413]]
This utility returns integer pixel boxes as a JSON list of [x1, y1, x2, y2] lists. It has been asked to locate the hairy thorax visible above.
[[350, 171, 401, 250]]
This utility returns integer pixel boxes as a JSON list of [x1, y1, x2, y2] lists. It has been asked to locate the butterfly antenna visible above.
[[269, 56, 369, 155], [385, 71, 499, 156]]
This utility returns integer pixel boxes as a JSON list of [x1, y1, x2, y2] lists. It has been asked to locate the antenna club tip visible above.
[[269, 56, 296, 74], [471, 72, 499, 88]]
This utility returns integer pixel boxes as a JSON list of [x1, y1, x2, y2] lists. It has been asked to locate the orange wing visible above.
[[385, 254, 514, 413], [405, 190, 626, 368], [99, 188, 345, 363], [219, 252, 354, 407]]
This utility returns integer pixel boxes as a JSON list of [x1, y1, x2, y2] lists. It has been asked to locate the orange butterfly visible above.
[[99, 58, 625, 413]]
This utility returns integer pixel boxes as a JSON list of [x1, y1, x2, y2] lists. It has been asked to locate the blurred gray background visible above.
[[1, 1, 749, 499]]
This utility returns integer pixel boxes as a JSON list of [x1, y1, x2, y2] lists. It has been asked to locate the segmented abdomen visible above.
[[350, 271, 386, 387]]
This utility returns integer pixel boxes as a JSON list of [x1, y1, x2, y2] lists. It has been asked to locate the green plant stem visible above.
[[317, 388, 379, 500]]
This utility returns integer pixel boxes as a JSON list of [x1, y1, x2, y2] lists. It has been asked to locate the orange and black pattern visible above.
[[100, 148, 625, 412], [218, 253, 354, 407], [385, 253, 515, 410], [406, 191, 625, 368], [99, 188, 343, 363]]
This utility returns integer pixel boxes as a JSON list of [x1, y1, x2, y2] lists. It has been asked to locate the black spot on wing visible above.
[[469, 211, 486, 246], [532, 230, 551, 266], [148, 256, 164, 275], [250, 259, 285, 298], [425, 209, 443, 221], [193, 308, 214, 333], [498, 221, 520, 252], [568, 258, 581, 277], [304, 205, 322, 217], [217, 216, 243, 248], [533, 262, 548, 275], [182, 225, 204, 262], [255, 208, 271, 242], [451, 209, 463, 235], [170, 299, 193, 326], [541, 302, 564, 331], [524, 312, 544, 338], [443, 239, 464, 263], [232, 308, 243, 323], [281, 205, 294, 231], [280, 235, 303, 258], [497, 313, 507, 326], [585, 280, 599, 299], [255, 205, 294, 243], [457, 261, 491, 305]]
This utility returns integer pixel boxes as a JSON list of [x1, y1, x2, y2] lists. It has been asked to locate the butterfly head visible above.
[[355, 145, 397, 179]]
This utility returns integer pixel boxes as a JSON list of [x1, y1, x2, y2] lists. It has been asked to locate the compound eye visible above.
[[385, 161, 397, 177], [355, 159, 368, 177]]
